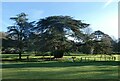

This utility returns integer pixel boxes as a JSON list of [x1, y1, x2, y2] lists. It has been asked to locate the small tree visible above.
[[92, 30, 113, 54]]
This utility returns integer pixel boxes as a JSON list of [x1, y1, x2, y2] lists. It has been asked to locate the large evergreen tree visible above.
[[7, 13, 33, 60], [33, 16, 89, 58]]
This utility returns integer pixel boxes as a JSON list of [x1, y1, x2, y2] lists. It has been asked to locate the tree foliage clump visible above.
[[4, 13, 119, 60], [7, 13, 34, 60], [33, 16, 89, 58], [79, 30, 114, 54]]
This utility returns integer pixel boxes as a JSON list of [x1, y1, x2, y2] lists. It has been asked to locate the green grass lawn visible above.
[[1, 54, 119, 79], [1, 54, 119, 61], [2, 61, 119, 79]]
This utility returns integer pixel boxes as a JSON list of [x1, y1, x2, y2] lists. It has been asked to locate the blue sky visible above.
[[1, 2, 118, 38]]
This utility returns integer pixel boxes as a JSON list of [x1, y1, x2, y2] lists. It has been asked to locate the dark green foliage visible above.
[[112, 38, 120, 54], [118, 40, 120, 52], [81, 30, 113, 54], [4, 13, 119, 59], [6, 13, 34, 60], [92, 31, 113, 54], [33, 16, 89, 58], [1, 32, 19, 54]]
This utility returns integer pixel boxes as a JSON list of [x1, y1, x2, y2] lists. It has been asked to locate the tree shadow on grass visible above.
[[2, 61, 119, 68]]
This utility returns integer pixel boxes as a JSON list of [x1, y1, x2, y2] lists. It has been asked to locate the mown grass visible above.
[[1, 54, 119, 61], [1, 54, 119, 79], [2, 61, 119, 79]]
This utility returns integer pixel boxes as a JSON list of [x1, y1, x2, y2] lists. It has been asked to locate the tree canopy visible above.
[[4, 13, 119, 60], [32, 16, 90, 58], [7, 13, 34, 60]]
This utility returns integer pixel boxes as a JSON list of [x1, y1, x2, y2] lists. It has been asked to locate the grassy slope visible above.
[[2, 61, 119, 79]]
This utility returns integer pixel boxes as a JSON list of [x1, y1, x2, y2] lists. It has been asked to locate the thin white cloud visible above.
[[103, 0, 113, 8]]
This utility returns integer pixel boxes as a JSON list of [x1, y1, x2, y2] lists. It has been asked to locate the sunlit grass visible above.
[[1, 54, 119, 79], [2, 61, 119, 79], [1, 54, 119, 61]]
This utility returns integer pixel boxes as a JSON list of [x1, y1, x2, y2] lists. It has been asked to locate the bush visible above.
[[2, 48, 20, 54], [35, 52, 51, 56]]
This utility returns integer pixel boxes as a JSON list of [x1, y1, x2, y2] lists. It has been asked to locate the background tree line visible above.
[[1, 13, 119, 60]]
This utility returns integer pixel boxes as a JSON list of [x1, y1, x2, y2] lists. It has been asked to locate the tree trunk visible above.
[[19, 52, 22, 60], [53, 50, 64, 58], [19, 44, 22, 60]]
